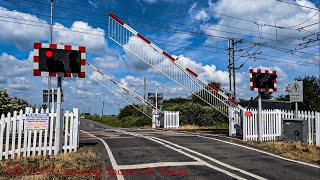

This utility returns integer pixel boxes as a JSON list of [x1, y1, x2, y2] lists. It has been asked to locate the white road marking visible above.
[[88, 123, 94, 128], [171, 130, 320, 168], [80, 130, 125, 180], [118, 161, 204, 170], [114, 129, 247, 180], [193, 134, 320, 169], [151, 136, 267, 180]]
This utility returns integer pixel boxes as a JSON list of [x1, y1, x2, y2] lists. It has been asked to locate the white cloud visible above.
[[188, 2, 210, 22], [0, 6, 108, 54], [53, 22, 107, 53], [195, 10, 210, 22], [0, 7, 47, 49], [93, 54, 123, 70], [205, 0, 319, 45]]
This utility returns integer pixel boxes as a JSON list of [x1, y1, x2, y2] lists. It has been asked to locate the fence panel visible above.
[[164, 111, 179, 129], [243, 109, 281, 141], [0, 108, 79, 160], [244, 109, 320, 146]]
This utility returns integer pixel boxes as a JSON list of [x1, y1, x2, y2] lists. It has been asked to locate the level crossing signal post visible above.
[[249, 68, 277, 142], [33, 42, 86, 154]]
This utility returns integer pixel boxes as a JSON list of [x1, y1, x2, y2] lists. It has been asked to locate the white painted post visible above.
[[43, 108, 49, 156], [0, 114, 5, 160], [17, 109, 23, 158], [11, 111, 17, 159], [308, 111, 311, 145], [152, 110, 156, 129], [257, 92, 262, 142], [64, 110, 69, 154], [54, 87, 63, 155], [316, 112, 320, 146], [5, 112, 11, 159], [69, 111, 74, 151], [73, 108, 79, 151], [49, 104, 54, 155], [177, 112, 179, 128]]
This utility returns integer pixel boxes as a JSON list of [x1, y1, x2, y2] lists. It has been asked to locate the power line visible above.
[[0, 18, 105, 36], [6, 0, 317, 49], [123, 16, 319, 49], [275, 0, 320, 11], [0, 10, 318, 66], [1, 12, 317, 66]]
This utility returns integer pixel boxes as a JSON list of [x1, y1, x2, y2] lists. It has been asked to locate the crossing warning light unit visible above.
[[33, 42, 86, 78], [249, 68, 277, 92]]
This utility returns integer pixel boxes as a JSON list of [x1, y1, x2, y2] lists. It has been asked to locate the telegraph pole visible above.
[[227, 38, 242, 100], [228, 38, 236, 100]]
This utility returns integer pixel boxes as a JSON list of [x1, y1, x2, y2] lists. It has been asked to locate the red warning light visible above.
[[45, 50, 53, 58]]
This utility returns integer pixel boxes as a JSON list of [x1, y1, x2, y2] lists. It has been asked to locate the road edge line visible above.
[[80, 130, 125, 180], [195, 134, 320, 169]]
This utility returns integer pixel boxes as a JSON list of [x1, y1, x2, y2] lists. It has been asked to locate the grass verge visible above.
[[0, 147, 103, 179], [232, 140, 320, 166], [86, 115, 151, 128], [179, 124, 228, 129]]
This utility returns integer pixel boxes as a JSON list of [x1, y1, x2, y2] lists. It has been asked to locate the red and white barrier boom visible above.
[[107, 13, 245, 128]]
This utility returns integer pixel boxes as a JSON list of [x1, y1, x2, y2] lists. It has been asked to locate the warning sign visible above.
[[288, 81, 303, 102], [25, 113, 49, 130]]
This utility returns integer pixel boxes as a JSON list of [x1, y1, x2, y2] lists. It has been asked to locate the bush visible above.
[[118, 105, 143, 119], [0, 88, 28, 115], [164, 102, 227, 126]]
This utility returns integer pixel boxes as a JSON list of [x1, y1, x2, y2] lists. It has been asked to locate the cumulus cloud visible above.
[[53, 22, 107, 53], [188, 2, 210, 22], [93, 54, 123, 70], [205, 0, 319, 43], [0, 7, 47, 49], [0, 6, 107, 54]]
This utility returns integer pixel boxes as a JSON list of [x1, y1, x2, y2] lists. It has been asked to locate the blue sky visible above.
[[0, 0, 319, 115]]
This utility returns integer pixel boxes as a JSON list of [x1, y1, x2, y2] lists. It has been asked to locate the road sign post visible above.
[[33, 42, 86, 155], [287, 81, 303, 118], [257, 92, 262, 142], [249, 68, 278, 142]]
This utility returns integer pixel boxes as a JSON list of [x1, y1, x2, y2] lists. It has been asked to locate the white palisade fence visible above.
[[0, 107, 79, 160], [243, 109, 282, 141], [164, 111, 179, 129], [243, 109, 320, 146]]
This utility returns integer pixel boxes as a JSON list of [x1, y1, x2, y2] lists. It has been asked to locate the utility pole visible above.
[[49, 0, 63, 154], [55, 85, 63, 154], [47, 0, 53, 110], [228, 38, 236, 100], [227, 38, 242, 100]]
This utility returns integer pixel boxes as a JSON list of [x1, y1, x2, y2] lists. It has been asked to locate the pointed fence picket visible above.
[[0, 107, 79, 160]]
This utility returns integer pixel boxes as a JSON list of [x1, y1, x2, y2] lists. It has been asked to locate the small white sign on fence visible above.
[[25, 113, 49, 130]]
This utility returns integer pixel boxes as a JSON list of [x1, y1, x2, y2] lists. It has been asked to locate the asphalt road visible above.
[[79, 119, 320, 180]]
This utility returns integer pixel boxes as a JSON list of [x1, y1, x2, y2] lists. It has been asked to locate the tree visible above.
[[275, 94, 290, 101], [294, 76, 320, 111], [255, 92, 273, 100], [0, 88, 28, 115]]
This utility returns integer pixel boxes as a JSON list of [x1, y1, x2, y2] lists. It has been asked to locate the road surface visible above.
[[79, 119, 320, 180]]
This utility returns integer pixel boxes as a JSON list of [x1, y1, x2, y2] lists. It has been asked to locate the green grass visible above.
[[85, 115, 145, 128]]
